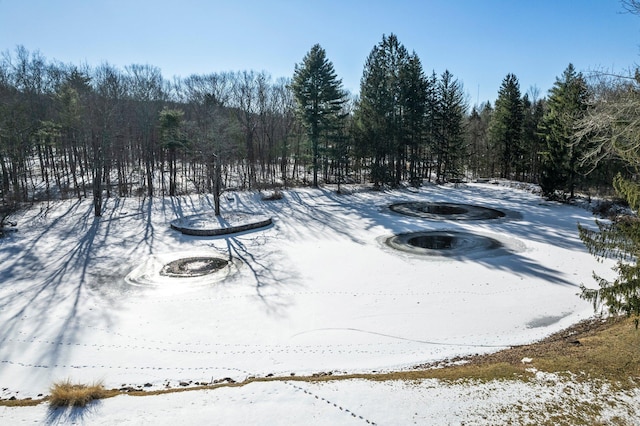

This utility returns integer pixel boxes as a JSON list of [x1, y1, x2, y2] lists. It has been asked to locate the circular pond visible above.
[[125, 251, 239, 287], [389, 202, 505, 220], [385, 230, 509, 258], [160, 257, 229, 277]]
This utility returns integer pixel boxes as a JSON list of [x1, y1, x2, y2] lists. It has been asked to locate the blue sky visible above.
[[1, 0, 639, 106]]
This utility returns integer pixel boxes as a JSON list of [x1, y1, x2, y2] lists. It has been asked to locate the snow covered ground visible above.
[[0, 182, 631, 424]]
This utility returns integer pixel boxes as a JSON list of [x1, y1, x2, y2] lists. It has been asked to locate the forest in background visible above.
[[0, 34, 631, 219], [3, 14, 640, 339]]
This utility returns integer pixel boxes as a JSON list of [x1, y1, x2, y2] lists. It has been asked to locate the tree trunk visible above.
[[214, 156, 222, 216]]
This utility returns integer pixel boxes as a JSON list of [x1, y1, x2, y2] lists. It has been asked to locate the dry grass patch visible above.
[[457, 316, 640, 386], [49, 380, 114, 408], [0, 397, 45, 407]]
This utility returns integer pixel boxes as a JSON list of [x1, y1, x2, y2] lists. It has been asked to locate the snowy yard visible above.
[[2, 182, 636, 424]]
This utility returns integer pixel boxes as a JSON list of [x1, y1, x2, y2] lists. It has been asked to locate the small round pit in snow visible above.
[[385, 230, 514, 258], [125, 251, 240, 287], [160, 257, 229, 277], [389, 202, 506, 220]]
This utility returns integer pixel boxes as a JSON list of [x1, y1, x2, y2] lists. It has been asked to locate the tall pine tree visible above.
[[399, 53, 428, 186], [433, 70, 467, 182], [355, 34, 412, 187], [539, 63, 589, 198], [490, 73, 524, 179], [292, 44, 346, 187], [521, 93, 546, 182]]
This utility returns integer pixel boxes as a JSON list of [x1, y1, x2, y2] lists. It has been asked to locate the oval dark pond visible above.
[[160, 257, 229, 278], [386, 230, 506, 258], [389, 202, 506, 220]]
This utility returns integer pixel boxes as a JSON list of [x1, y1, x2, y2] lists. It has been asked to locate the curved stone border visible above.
[[170, 212, 273, 236], [382, 230, 525, 259]]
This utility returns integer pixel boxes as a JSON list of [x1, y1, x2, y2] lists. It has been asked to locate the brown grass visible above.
[[48, 380, 113, 408], [452, 315, 640, 387]]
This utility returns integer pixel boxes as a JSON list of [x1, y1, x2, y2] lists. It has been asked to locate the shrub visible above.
[[49, 380, 108, 408]]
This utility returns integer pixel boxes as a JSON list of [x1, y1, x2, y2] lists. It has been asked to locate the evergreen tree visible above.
[[433, 70, 467, 182], [574, 2, 640, 325], [159, 107, 186, 196], [353, 44, 388, 186], [423, 71, 439, 182], [539, 64, 590, 198], [521, 93, 546, 182], [579, 175, 640, 326], [490, 73, 524, 179], [292, 44, 346, 187], [399, 53, 428, 186], [576, 68, 640, 324], [355, 33, 412, 187]]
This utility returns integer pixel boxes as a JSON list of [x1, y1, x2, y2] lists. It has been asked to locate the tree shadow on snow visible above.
[[155, 194, 300, 316], [232, 185, 594, 289], [0, 199, 130, 373], [219, 230, 300, 317]]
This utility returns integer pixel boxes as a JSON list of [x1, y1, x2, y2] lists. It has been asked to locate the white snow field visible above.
[[1, 181, 635, 424]]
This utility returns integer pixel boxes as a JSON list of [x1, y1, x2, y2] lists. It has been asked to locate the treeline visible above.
[[0, 46, 306, 215], [0, 35, 626, 216]]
